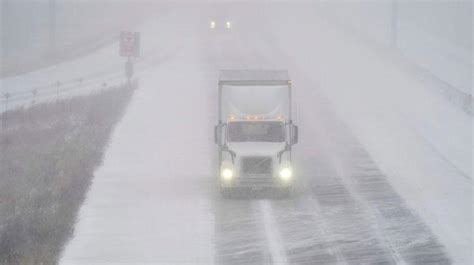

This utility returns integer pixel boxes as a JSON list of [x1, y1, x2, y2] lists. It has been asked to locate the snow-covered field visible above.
[[2, 4, 471, 265]]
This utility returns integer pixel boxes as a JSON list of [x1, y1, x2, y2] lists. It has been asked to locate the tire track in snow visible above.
[[260, 200, 289, 265], [311, 177, 397, 264], [307, 87, 452, 264], [334, 139, 452, 264], [270, 195, 345, 265], [214, 199, 271, 264]]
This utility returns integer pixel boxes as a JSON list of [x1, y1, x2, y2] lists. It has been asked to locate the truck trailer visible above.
[[214, 70, 298, 197]]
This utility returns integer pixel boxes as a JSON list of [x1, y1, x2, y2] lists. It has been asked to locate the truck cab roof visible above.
[[219, 70, 290, 86]]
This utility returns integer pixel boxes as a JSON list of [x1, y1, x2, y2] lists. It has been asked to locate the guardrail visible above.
[[0, 75, 136, 141], [1, 72, 127, 113]]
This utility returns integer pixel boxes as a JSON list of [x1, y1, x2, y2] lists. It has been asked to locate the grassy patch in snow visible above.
[[0, 83, 135, 264]]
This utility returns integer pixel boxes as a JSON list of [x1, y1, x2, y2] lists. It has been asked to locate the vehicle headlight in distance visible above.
[[279, 167, 292, 182], [221, 168, 233, 180], [225, 21, 231, 29], [210, 21, 216, 29]]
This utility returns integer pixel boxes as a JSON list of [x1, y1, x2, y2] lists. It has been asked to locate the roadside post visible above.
[[0, 93, 8, 179], [120, 31, 140, 85], [32, 89, 37, 105], [3, 93, 10, 130], [55, 81, 61, 100], [126, 58, 133, 85], [1, 92, 10, 148]]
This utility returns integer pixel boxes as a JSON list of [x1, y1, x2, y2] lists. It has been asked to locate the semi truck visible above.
[[214, 70, 298, 197]]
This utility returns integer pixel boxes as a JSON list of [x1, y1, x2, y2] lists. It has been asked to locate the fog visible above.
[[0, 1, 472, 265]]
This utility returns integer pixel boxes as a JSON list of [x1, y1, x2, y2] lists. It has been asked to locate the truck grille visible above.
[[240, 156, 273, 176]]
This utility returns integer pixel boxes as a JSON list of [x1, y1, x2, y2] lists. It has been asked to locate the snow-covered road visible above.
[[12, 4, 466, 265]]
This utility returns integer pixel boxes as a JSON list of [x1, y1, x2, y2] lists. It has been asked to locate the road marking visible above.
[[259, 200, 288, 265]]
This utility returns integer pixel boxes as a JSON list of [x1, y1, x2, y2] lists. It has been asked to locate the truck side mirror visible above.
[[214, 124, 225, 146], [290, 124, 298, 145], [214, 125, 221, 145]]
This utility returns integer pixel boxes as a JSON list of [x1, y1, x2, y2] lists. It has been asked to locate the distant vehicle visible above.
[[214, 70, 298, 197], [209, 20, 231, 30]]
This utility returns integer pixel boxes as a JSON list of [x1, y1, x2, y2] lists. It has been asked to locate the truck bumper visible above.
[[220, 177, 292, 189]]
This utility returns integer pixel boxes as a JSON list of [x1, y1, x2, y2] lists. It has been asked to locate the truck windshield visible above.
[[227, 121, 285, 142]]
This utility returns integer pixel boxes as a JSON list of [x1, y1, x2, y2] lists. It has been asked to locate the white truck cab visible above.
[[214, 70, 298, 197]]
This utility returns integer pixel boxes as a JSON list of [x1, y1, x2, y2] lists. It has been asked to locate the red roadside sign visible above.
[[120, 31, 140, 57]]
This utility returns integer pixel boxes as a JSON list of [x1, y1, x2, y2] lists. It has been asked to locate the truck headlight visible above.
[[279, 167, 292, 181], [221, 168, 233, 180]]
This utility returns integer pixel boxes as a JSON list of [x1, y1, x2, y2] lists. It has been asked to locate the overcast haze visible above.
[[0, 1, 472, 265]]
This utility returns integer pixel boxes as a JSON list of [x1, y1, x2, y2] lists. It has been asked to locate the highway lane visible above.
[[207, 5, 450, 264], [60, 5, 451, 265], [205, 9, 392, 265], [60, 9, 217, 264]]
